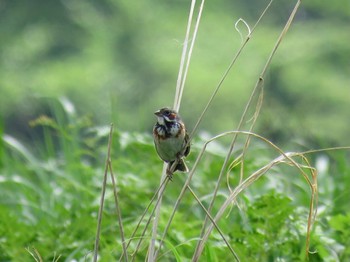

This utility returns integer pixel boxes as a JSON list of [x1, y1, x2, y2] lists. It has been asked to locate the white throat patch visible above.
[[169, 123, 180, 136]]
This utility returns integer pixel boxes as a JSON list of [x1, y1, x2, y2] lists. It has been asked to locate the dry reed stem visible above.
[[193, 0, 303, 260], [118, 176, 168, 261], [116, 0, 341, 260], [150, 0, 205, 259], [147, 165, 168, 262], [93, 124, 114, 262], [118, 176, 170, 260], [187, 185, 240, 261], [108, 161, 128, 261], [192, 131, 317, 260], [174, 0, 206, 112], [173, 0, 198, 110], [192, 1, 274, 258], [153, 1, 276, 259]]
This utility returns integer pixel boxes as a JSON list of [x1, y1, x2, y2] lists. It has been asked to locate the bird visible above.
[[153, 107, 190, 176]]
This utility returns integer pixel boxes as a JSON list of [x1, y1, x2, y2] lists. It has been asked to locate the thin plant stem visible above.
[[175, 0, 206, 112], [147, 165, 169, 262], [192, 1, 274, 259], [93, 124, 114, 262], [198, 152, 316, 259], [152, 132, 211, 259], [108, 161, 128, 262], [188, 0, 274, 142], [193, 0, 302, 258], [173, 0, 197, 109], [150, 0, 203, 259], [154, 1, 275, 258], [119, 174, 169, 261], [132, 175, 170, 261], [192, 130, 317, 260], [187, 185, 240, 261]]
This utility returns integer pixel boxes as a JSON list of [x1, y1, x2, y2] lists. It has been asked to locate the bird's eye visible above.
[[164, 110, 171, 115]]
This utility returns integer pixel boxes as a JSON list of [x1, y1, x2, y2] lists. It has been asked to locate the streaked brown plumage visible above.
[[153, 108, 190, 175]]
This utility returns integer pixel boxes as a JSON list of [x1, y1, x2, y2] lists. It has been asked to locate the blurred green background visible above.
[[1, 0, 350, 261], [1, 0, 349, 146]]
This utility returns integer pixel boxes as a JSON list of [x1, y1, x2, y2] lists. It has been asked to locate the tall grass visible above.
[[1, 98, 349, 261]]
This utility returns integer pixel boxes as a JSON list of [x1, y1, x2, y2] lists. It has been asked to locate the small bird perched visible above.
[[153, 107, 190, 176]]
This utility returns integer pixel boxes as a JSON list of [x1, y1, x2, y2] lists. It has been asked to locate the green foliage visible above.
[[329, 213, 350, 259], [227, 193, 301, 261], [1, 101, 349, 261]]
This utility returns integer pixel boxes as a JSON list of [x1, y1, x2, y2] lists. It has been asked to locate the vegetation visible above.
[[1, 103, 349, 260], [0, 0, 349, 261]]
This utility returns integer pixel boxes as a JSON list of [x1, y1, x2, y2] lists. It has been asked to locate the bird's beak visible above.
[[154, 110, 161, 116]]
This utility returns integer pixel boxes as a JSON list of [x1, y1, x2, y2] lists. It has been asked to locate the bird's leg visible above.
[[166, 163, 174, 181]]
